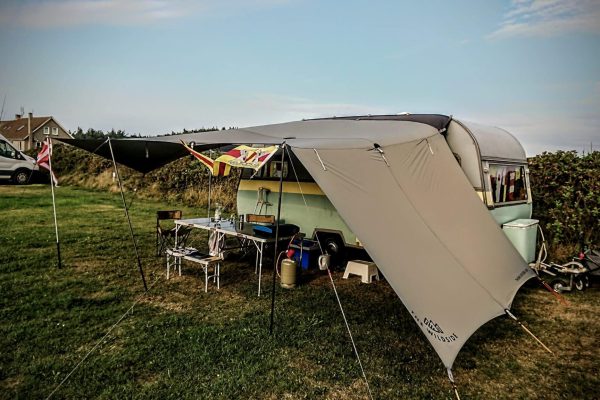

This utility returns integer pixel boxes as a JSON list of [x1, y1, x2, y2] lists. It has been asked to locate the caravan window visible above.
[[489, 164, 528, 205], [240, 150, 315, 182], [240, 161, 289, 179], [269, 161, 288, 178]]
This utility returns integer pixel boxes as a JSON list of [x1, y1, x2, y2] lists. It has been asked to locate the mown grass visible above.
[[0, 185, 598, 399]]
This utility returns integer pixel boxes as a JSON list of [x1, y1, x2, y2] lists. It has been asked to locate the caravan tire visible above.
[[316, 233, 347, 270]]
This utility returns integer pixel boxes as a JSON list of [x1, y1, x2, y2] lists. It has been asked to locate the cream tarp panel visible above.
[[291, 129, 534, 369], [59, 118, 535, 369]]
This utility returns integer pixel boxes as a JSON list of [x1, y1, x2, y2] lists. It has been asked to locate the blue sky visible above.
[[0, 0, 598, 155]]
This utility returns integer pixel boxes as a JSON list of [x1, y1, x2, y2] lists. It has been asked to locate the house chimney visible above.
[[28, 112, 33, 149], [15, 114, 21, 119]]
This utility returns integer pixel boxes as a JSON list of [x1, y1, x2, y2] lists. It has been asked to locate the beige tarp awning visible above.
[[60, 118, 535, 369]]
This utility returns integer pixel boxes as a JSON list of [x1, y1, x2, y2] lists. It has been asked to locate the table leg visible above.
[[258, 242, 263, 296], [255, 244, 259, 274], [166, 253, 170, 280]]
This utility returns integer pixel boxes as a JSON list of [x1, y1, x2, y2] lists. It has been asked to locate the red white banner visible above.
[[37, 139, 58, 185]]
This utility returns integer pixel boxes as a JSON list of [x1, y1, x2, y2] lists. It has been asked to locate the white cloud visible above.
[[488, 0, 600, 39], [0, 0, 291, 28]]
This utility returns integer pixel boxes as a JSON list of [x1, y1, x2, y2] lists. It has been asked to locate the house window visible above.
[[489, 164, 528, 205], [44, 127, 50, 135], [36, 141, 42, 149], [52, 127, 58, 136]]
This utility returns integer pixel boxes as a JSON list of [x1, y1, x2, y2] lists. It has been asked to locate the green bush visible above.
[[528, 150, 600, 249], [50, 143, 240, 211]]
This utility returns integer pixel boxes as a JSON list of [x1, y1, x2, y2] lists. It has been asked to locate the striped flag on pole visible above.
[[181, 141, 231, 176], [182, 142, 279, 176], [37, 139, 58, 186], [216, 145, 279, 171]]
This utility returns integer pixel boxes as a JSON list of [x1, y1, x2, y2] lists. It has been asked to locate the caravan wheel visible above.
[[316, 233, 347, 270]]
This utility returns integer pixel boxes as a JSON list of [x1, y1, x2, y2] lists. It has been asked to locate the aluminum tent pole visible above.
[[269, 143, 285, 334], [47, 138, 61, 269], [108, 138, 148, 292]]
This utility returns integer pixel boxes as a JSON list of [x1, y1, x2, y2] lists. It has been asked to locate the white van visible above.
[[0, 133, 38, 184]]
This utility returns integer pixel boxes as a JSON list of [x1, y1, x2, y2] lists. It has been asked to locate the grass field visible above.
[[1, 185, 598, 399]]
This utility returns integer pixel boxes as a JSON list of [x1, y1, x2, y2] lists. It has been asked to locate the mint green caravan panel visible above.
[[490, 203, 532, 226], [237, 181, 356, 245]]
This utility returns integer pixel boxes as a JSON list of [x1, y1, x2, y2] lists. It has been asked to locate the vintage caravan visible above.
[[236, 114, 534, 267]]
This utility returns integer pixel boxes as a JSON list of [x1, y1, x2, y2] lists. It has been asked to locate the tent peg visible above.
[[537, 277, 570, 306], [446, 368, 461, 400], [504, 309, 553, 355]]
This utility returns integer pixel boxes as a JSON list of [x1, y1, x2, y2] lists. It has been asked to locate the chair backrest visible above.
[[157, 210, 182, 222], [246, 213, 275, 224]]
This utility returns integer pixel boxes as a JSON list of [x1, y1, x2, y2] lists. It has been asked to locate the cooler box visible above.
[[502, 219, 539, 263], [290, 239, 320, 270]]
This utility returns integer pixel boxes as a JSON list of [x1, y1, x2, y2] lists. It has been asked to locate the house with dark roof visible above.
[[0, 113, 72, 151]]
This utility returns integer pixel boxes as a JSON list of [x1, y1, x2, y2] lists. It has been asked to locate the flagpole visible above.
[[269, 143, 285, 334], [108, 138, 148, 292], [207, 149, 212, 219], [47, 138, 62, 269]]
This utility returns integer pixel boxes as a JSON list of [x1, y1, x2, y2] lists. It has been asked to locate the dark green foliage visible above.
[[528, 151, 600, 248], [49, 142, 240, 211], [72, 127, 133, 139]]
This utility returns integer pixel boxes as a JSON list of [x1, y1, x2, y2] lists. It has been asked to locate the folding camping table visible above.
[[174, 217, 294, 296]]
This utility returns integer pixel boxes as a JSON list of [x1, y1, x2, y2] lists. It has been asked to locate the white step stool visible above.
[[343, 260, 379, 283]]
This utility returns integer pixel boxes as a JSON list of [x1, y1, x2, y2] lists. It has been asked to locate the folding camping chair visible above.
[[156, 210, 190, 256]]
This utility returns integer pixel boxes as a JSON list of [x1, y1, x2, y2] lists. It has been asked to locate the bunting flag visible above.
[[37, 139, 58, 186], [181, 141, 231, 176], [215, 145, 279, 171], [182, 142, 278, 176]]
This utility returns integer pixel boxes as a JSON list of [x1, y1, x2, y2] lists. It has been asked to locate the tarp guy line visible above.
[[108, 138, 148, 292], [46, 274, 164, 399]]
